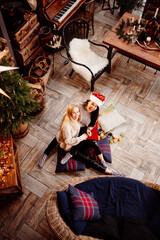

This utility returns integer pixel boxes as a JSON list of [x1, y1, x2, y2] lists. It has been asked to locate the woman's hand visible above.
[[81, 133, 88, 140]]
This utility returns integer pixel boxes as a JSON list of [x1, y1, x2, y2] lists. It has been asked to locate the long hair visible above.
[[83, 100, 99, 127], [60, 104, 81, 128], [66, 104, 81, 122]]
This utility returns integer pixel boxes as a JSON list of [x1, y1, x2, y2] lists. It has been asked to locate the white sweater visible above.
[[56, 117, 87, 151]]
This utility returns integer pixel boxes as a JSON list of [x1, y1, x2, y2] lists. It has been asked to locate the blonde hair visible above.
[[60, 104, 81, 128], [66, 104, 81, 122]]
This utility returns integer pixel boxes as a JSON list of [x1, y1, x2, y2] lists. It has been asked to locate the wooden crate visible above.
[[0, 136, 23, 195], [29, 55, 53, 85], [14, 35, 40, 63], [8, 8, 38, 43]]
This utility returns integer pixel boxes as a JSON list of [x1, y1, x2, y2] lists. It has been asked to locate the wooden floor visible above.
[[1, 2, 160, 239]]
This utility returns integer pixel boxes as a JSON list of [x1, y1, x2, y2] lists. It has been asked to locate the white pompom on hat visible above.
[[90, 92, 105, 107]]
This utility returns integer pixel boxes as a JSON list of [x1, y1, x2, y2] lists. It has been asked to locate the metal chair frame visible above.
[[62, 18, 109, 91], [102, 0, 119, 15]]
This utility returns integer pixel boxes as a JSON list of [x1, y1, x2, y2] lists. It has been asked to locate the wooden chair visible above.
[[102, 0, 119, 15], [84, 0, 96, 35], [62, 18, 109, 91], [142, 0, 160, 23], [75, 0, 96, 35]]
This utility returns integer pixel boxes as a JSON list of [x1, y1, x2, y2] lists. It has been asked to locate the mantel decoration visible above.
[[116, 10, 160, 50]]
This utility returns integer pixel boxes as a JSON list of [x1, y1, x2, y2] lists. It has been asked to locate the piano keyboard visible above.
[[53, 0, 82, 23]]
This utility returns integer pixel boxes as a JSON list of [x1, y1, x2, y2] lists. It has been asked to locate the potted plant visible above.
[[115, 0, 142, 15], [0, 58, 41, 138]]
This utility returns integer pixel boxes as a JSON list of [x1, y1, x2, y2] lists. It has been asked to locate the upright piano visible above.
[[40, 0, 86, 30]]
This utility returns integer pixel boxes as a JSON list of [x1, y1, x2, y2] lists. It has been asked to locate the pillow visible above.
[[83, 215, 119, 239], [99, 104, 126, 132], [121, 218, 158, 240], [85, 136, 112, 163], [97, 137, 112, 163], [69, 184, 101, 221], [149, 203, 160, 238], [55, 147, 85, 173], [57, 191, 87, 234]]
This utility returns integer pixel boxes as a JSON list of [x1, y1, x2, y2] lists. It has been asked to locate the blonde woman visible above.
[[56, 104, 112, 175], [38, 92, 105, 167]]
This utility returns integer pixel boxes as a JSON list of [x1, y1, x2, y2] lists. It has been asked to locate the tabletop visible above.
[[103, 12, 160, 70]]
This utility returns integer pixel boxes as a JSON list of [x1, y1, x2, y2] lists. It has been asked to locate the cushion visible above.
[[75, 177, 160, 222], [99, 104, 126, 132], [83, 215, 120, 239], [57, 191, 87, 234], [85, 136, 112, 163], [120, 218, 159, 240], [84, 216, 158, 240], [149, 203, 160, 238], [69, 184, 101, 221], [97, 137, 112, 163], [69, 38, 108, 82], [55, 147, 85, 173], [57, 177, 160, 237]]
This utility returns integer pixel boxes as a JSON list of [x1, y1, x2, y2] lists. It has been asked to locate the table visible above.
[[0, 135, 23, 195], [39, 29, 63, 75], [103, 12, 160, 73]]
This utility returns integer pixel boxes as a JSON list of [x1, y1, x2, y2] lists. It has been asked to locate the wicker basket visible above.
[[12, 122, 29, 139], [23, 76, 46, 113], [29, 56, 53, 85], [46, 175, 160, 240]]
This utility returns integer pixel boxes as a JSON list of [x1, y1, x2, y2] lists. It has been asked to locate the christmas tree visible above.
[[0, 58, 41, 137]]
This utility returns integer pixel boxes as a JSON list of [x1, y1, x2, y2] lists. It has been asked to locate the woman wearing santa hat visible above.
[[78, 92, 105, 137], [38, 92, 106, 168], [55, 103, 112, 174]]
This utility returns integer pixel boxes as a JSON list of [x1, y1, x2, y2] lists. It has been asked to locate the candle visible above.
[[131, 17, 134, 23], [146, 36, 151, 43], [154, 8, 159, 18], [138, 15, 141, 24], [137, 25, 141, 32]]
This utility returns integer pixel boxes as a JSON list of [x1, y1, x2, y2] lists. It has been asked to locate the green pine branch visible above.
[[0, 58, 41, 137]]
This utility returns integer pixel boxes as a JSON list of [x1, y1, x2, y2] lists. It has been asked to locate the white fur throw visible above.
[[69, 38, 108, 82]]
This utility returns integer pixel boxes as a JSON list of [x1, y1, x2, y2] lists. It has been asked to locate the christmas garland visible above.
[[115, 18, 146, 42]]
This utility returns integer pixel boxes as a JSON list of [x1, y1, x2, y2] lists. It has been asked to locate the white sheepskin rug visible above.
[[69, 38, 108, 82]]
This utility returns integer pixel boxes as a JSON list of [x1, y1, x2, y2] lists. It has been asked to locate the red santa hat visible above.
[[90, 92, 105, 107]]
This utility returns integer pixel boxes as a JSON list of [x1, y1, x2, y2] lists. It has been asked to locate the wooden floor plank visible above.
[[1, 2, 160, 239]]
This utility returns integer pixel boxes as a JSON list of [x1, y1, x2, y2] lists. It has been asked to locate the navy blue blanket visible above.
[[75, 177, 160, 238]]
